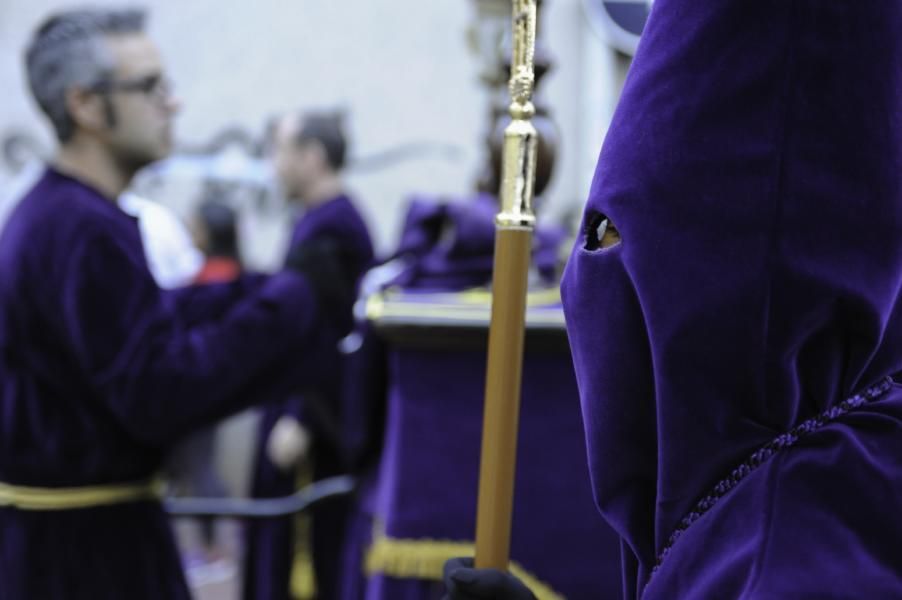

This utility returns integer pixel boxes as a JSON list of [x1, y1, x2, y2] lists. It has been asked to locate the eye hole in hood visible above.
[[584, 211, 622, 251]]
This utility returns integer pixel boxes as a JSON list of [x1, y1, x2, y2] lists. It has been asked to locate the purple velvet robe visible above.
[[561, 1, 902, 598], [0, 168, 321, 599], [390, 192, 563, 291], [341, 194, 621, 599], [244, 194, 374, 600]]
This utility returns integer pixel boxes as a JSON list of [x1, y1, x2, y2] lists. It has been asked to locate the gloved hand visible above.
[[284, 238, 356, 315], [442, 557, 538, 600]]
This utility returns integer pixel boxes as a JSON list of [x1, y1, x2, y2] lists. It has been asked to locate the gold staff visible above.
[[474, 0, 538, 571]]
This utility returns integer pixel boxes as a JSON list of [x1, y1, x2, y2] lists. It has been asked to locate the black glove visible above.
[[442, 557, 538, 600], [284, 238, 356, 316]]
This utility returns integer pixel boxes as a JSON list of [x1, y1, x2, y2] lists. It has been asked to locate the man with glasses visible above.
[[0, 9, 348, 599]]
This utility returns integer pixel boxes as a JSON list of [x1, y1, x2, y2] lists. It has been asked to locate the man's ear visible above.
[[65, 86, 108, 134]]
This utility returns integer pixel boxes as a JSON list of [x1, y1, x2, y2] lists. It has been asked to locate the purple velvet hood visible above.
[[562, 1, 902, 596]]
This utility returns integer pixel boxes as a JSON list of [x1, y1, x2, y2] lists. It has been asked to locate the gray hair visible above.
[[25, 8, 146, 143]]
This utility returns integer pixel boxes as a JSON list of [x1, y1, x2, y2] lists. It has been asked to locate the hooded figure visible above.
[[445, 1, 902, 599], [563, 0, 902, 598]]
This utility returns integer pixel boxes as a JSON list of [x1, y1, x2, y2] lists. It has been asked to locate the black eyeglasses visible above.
[[91, 73, 173, 103]]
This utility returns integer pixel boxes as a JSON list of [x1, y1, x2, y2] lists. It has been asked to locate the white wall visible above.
[[0, 0, 626, 264]]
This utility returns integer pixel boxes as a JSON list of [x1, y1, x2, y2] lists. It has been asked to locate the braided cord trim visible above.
[[651, 377, 894, 577]]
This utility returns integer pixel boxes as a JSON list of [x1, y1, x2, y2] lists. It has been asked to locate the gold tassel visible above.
[[364, 531, 565, 600]]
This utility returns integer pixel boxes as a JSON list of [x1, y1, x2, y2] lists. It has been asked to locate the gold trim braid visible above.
[[290, 461, 317, 600], [0, 478, 163, 511], [365, 286, 563, 325], [364, 533, 565, 600]]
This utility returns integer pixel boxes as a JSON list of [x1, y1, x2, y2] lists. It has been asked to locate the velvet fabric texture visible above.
[[342, 191, 568, 492], [390, 193, 564, 290], [245, 194, 374, 600], [340, 195, 621, 599], [0, 168, 320, 599], [561, 1, 902, 597], [367, 346, 623, 600]]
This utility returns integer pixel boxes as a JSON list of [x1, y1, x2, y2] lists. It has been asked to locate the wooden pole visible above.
[[474, 0, 538, 571]]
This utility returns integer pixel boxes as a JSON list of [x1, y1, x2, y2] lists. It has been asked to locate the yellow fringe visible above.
[[290, 462, 317, 600], [364, 533, 566, 600]]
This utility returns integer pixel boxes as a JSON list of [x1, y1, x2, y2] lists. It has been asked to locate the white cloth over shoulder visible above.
[[119, 192, 203, 289]]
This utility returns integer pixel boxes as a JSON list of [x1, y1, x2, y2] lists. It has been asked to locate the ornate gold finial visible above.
[[496, 0, 538, 229]]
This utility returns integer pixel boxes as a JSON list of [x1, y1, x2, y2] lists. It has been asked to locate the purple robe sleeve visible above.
[[162, 274, 268, 327], [61, 231, 317, 445]]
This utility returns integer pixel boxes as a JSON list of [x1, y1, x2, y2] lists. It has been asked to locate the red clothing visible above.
[[194, 257, 241, 284]]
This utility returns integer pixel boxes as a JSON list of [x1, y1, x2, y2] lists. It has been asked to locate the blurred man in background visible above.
[[0, 9, 348, 599], [244, 111, 374, 600]]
